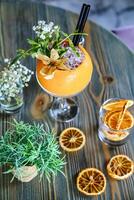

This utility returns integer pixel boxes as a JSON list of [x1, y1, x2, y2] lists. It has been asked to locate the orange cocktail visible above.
[[29, 20, 93, 122], [36, 45, 93, 97]]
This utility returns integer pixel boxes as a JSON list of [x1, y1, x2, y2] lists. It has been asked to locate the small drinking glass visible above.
[[0, 81, 23, 113], [98, 98, 134, 146]]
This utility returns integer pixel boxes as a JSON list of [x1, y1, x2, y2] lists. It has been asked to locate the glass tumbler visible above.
[[98, 98, 134, 146]]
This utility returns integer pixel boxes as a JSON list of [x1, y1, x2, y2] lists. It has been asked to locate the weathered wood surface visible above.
[[0, 1, 134, 200]]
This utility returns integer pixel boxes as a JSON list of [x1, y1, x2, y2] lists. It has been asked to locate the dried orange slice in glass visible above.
[[77, 168, 106, 196], [102, 99, 133, 111], [107, 155, 134, 180], [59, 127, 85, 152], [104, 110, 134, 130]]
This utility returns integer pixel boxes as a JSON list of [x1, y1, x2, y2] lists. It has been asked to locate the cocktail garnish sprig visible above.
[[10, 21, 87, 75]]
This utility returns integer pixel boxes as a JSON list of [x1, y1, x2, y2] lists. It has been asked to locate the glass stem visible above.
[[50, 97, 78, 122], [58, 98, 70, 111]]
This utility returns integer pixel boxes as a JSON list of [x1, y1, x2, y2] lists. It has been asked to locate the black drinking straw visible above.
[[72, 4, 90, 46]]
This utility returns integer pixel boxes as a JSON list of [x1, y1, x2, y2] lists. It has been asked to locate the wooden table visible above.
[[0, 1, 134, 200]]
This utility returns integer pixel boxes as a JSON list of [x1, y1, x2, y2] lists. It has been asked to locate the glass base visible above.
[[50, 98, 79, 122], [98, 129, 129, 146], [0, 90, 23, 114], [0, 101, 23, 114]]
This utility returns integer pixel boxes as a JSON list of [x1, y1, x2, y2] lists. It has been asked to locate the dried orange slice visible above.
[[77, 168, 106, 196], [107, 155, 134, 180], [102, 99, 133, 111], [59, 127, 85, 152], [104, 110, 134, 130]]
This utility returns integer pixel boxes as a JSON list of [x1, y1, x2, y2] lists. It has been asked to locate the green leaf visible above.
[[27, 39, 39, 46]]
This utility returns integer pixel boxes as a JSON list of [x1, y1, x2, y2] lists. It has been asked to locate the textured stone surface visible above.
[[1, 0, 134, 29], [90, 8, 117, 30], [118, 10, 134, 26], [114, 0, 134, 12], [45, 0, 134, 29]]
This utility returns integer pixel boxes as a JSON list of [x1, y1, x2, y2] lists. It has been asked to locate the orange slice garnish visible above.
[[104, 110, 134, 130], [102, 99, 133, 111], [59, 127, 85, 152], [77, 168, 106, 196], [107, 155, 134, 180]]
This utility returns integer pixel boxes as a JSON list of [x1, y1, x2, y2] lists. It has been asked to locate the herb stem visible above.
[[57, 32, 87, 46]]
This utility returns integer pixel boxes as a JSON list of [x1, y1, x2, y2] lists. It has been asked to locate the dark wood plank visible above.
[[0, 1, 134, 200]]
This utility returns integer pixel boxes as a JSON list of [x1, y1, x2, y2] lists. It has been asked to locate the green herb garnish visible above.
[[0, 120, 65, 182]]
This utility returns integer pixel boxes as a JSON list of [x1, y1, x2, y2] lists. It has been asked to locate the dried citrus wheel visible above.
[[107, 155, 134, 180], [59, 127, 85, 152], [102, 99, 134, 111], [77, 168, 106, 196], [104, 110, 134, 130]]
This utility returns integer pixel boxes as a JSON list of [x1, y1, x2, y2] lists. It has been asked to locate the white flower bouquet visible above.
[[0, 59, 33, 112]]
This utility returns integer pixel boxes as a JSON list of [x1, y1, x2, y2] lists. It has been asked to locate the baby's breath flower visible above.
[[32, 26, 36, 31], [32, 21, 55, 40], [40, 34, 46, 40], [4, 58, 9, 63], [54, 25, 58, 29], [38, 20, 45, 26], [0, 59, 33, 103]]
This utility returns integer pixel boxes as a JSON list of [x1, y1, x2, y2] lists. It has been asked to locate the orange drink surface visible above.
[[36, 45, 93, 97]]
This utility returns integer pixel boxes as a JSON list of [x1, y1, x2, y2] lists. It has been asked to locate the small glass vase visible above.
[[0, 86, 23, 113]]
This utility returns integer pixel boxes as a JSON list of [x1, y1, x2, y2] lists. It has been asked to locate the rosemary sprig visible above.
[[0, 120, 65, 182]]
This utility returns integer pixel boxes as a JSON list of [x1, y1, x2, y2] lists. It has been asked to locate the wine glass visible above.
[[36, 41, 93, 122]]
